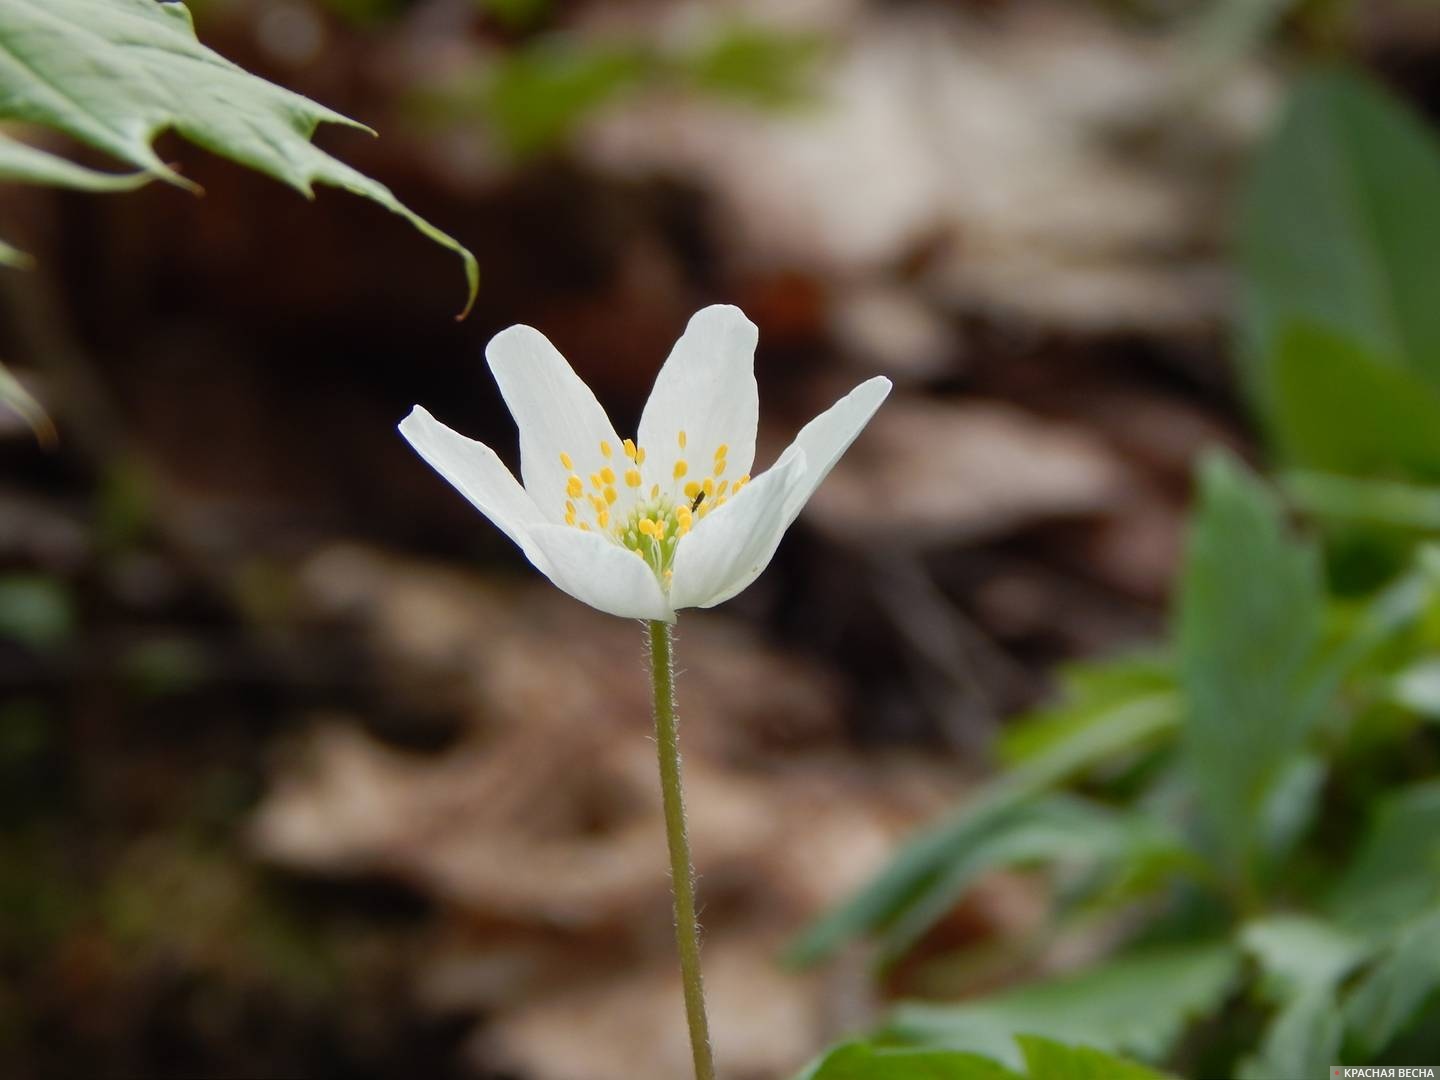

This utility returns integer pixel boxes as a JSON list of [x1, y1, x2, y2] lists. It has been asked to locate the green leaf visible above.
[[1285, 470, 1440, 531], [482, 40, 652, 157], [1017, 1037, 1170, 1080], [1236, 983, 1343, 1080], [1344, 908, 1440, 1057], [1242, 915, 1370, 995], [1388, 659, 1440, 719], [873, 795, 1193, 965], [789, 693, 1179, 966], [1238, 917, 1369, 1080], [0, 0, 476, 313], [1239, 69, 1440, 396], [1266, 325, 1440, 478], [798, 1042, 1021, 1080], [680, 24, 825, 108], [1328, 782, 1440, 929], [1178, 453, 1328, 878], [0, 130, 150, 192], [884, 942, 1240, 1068], [998, 655, 1175, 767]]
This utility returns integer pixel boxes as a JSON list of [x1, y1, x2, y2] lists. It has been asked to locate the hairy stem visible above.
[[648, 619, 715, 1080]]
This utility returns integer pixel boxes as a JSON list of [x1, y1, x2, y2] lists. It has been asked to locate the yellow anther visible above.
[[673, 460, 689, 480], [655, 519, 668, 539], [598, 508, 610, 529], [717, 480, 729, 496], [636, 447, 647, 465], [714, 458, 727, 476], [683, 480, 701, 501], [625, 468, 642, 488], [702, 478, 715, 499], [565, 507, 577, 526], [678, 430, 687, 450], [565, 499, 575, 514], [623, 438, 637, 460], [579, 522, 590, 531], [566, 475, 583, 498], [676, 506, 693, 530], [559, 451, 574, 470], [589, 494, 606, 514], [638, 518, 657, 538], [590, 473, 603, 490], [604, 486, 618, 505], [600, 441, 612, 458], [600, 466, 616, 486], [650, 484, 660, 498], [734, 474, 750, 491], [714, 444, 728, 461]]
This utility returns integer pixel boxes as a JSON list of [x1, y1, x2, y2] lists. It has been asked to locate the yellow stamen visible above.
[[600, 441, 612, 458], [702, 478, 715, 499], [600, 466, 616, 486], [636, 447, 647, 465], [604, 486, 618, 505], [559, 451, 573, 470], [650, 483, 660, 498], [623, 438, 637, 460], [717, 480, 729, 496], [590, 473, 603, 490], [625, 468, 642, 488], [683, 480, 701, 501], [579, 522, 590, 531], [566, 475, 583, 498], [565, 507, 577, 525], [714, 444, 727, 461], [678, 430, 687, 450], [673, 459, 689, 480], [598, 508, 610, 529], [713, 458, 727, 476]]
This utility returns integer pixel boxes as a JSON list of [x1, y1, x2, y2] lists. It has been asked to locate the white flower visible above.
[[399, 304, 891, 622]]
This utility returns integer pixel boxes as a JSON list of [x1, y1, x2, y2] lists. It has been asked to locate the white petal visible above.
[[486, 325, 625, 522], [527, 525, 675, 621], [398, 406, 551, 570], [668, 451, 809, 610], [775, 376, 892, 521], [637, 305, 759, 497]]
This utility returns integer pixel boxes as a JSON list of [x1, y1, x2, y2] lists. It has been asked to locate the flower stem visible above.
[[647, 619, 715, 1080]]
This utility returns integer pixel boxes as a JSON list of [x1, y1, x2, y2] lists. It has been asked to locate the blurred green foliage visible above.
[[413, 22, 825, 158], [799, 66, 1440, 1079]]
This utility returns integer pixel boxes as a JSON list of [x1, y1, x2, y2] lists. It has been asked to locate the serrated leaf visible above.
[[0, 130, 149, 191], [797, 1042, 1022, 1080], [1017, 1036, 1170, 1080], [789, 694, 1179, 966], [1328, 781, 1440, 929], [1239, 69, 1440, 399], [1343, 908, 1440, 1057], [884, 942, 1240, 1068], [1178, 453, 1329, 880], [0, 0, 476, 312]]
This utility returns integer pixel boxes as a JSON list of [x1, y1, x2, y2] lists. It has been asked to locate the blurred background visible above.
[[4, 0, 1440, 1077]]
